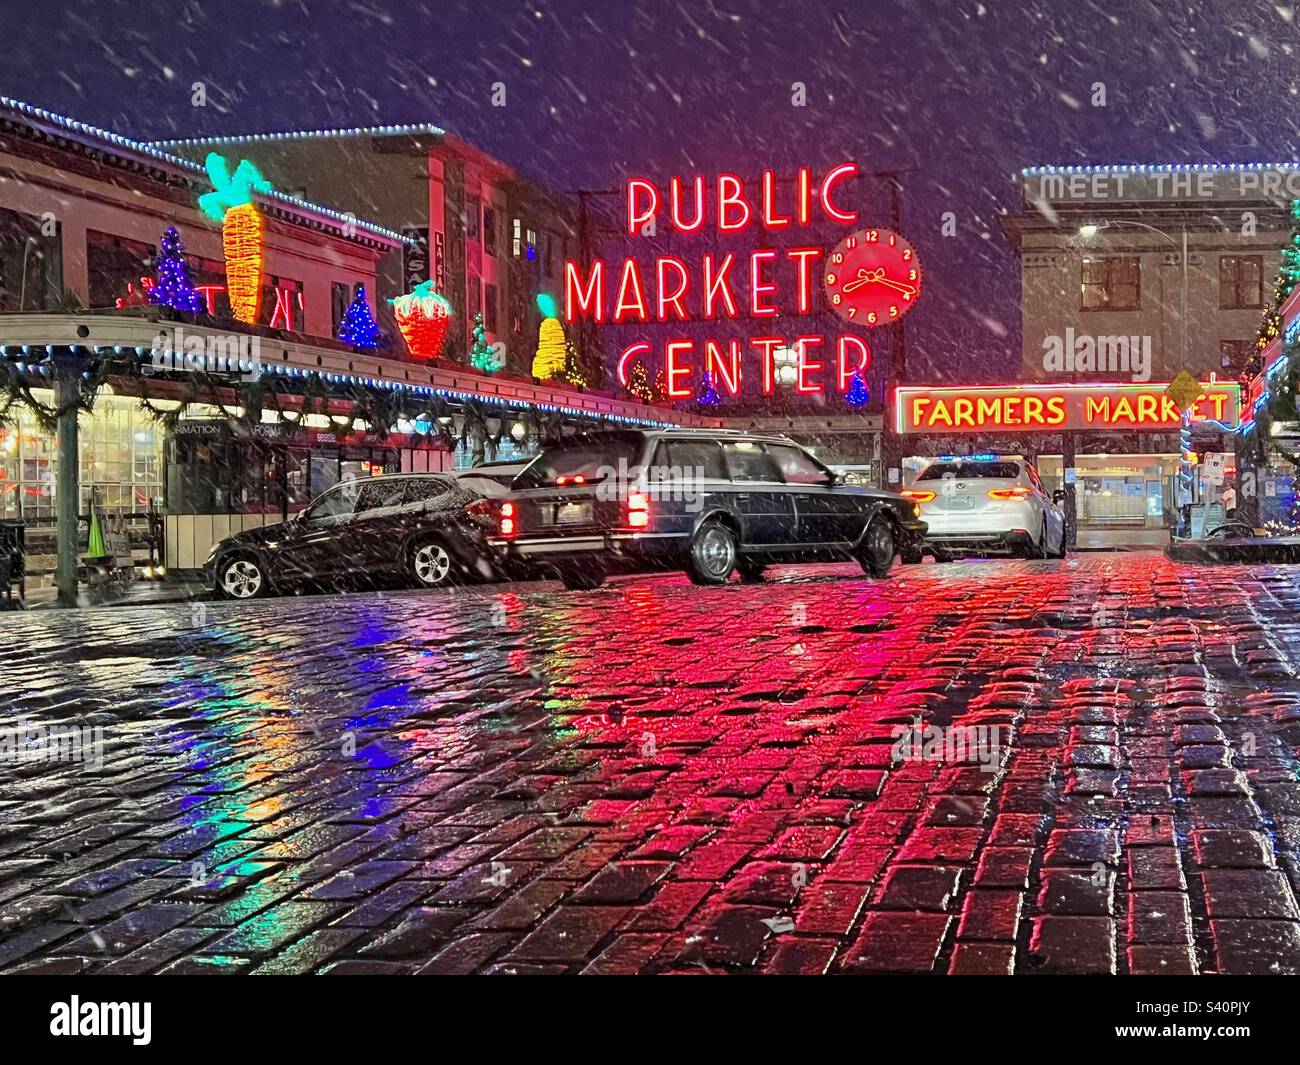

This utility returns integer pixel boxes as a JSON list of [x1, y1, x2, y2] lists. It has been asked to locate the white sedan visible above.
[[900, 457, 1068, 561]]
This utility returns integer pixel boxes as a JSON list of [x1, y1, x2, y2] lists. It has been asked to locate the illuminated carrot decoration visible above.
[[388, 280, 453, 359], [199, 153, 272, 324]]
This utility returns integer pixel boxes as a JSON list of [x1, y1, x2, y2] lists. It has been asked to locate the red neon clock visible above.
[[823, 228, 923, 327]]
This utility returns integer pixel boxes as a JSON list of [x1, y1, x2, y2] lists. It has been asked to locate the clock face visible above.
[[823, 228, 924, 327]]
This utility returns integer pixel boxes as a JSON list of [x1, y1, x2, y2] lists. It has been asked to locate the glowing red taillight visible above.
[[500, 500, 516, 537], [627, 492, 650, 529], [988, 486, 1032, 500], [901, 489, 936, 504]]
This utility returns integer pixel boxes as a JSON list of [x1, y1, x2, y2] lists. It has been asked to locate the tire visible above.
[[1025, 521, 1048, 559], [1049, 524, 1068, 559], [558, 566, 606, 590], [857, 516, 896, 578], [216, 552, 268, 600], [411, 537, 455, 588], [900, 546, 924, 565], [687, 521, 738, 585], [737, 559, 767, 582]]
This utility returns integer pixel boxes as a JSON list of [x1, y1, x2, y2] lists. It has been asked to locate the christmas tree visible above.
[[1256, 198, 1300, 353], [697, 372, 721, 407], [532, 293, 568, 380], [337, 285, 381, 349], [469, 312, 496, 372], [844, 371, 870, 408], [148, 226, 204, 313], [626, 361, 659, 403]]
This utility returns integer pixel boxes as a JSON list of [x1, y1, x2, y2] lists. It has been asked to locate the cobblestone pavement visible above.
[[3, 552, 1300, 975]]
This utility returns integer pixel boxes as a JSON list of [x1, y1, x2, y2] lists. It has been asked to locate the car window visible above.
[[917, 462, 1022, 481], [514, 433, 645, 488], [722, 441, 782, 483], [661, 439, 727, 480], [405, 477, 455, 502], [354, 479, 408, 514], [306, 481, 360, 521], [767, 444, 831, 486]]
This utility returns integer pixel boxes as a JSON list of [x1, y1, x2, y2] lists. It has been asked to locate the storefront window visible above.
[[0, 392, 163, 521], [87, 229, 154, 310]]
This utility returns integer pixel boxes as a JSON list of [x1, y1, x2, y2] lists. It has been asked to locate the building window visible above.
[[262, 277, 305, 331], [1220, 255, 1263, 309], [1081, 256, 1141, 311], [466, 196, 481, 242], [87, 230, 154, 310], [468, 278, 482, 320], [0, 208, 59, 312], [331, 282, 350, 335], [483, 207, 498, 257], [543, 232, 558, 278], [484, 283, 498, 334], [1219, 339, 1254, 374]]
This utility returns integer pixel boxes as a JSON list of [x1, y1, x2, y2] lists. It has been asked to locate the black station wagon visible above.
[[489, 429, 927, 589]]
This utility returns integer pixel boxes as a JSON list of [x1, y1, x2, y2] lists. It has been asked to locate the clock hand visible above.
[[841, 268, 874, 294], [876, 276, 917, 297]]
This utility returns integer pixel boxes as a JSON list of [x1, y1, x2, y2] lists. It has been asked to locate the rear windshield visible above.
[[917, 462, 1021, 481], [513, 435, 645, 489]]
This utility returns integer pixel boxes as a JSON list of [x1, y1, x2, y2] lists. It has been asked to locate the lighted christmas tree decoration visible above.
[[697, 371, 721, 407], [469, 312, 496, 372], [532, 293, 568, 379], [337, 285, 381, 349], [198, 153, 272, 324], [388, 279, 453, 359], [844, 370, 870, 408], [147, 227, 204, 313], [626, 360, 659, 403]]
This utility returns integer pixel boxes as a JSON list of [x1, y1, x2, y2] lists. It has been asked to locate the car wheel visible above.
[[411, 538, 455, 588], [1026, 521, 1048, 559], [857, 516, 895, 578], [737, 559, 767, 582], [216, 553, 268, 600], [688, 521, 738, 585], [1050, 524, 1068, 558], [900, 546, 924, 565], [558, 566, 606, 590]]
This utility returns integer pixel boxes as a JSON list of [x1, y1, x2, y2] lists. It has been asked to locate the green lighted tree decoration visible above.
[[469, 312, 496, 373], [1256, 198, 1300, 354]]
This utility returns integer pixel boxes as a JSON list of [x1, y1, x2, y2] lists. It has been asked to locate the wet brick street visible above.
[[4, 551, 1300, 975]]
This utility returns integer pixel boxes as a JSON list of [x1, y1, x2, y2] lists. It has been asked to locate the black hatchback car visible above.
[[489, 429, 926, 589], [205, 473, 497, 599]]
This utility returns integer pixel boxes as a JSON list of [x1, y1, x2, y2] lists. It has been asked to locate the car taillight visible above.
[[499, 500, 516, 537], [988, 486, 1032, 500], [627, 492, 650, 529], [901, 489, 936, 503], [555, 474, 587, 486]]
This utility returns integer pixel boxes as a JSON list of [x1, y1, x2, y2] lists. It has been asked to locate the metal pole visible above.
[[1181, 226, 1188, 369], [53, 364, 80, 607]]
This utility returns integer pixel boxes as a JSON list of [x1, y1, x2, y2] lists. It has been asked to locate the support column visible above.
[[53, 366, 80, 607], [1061, 430, 1077, 548]]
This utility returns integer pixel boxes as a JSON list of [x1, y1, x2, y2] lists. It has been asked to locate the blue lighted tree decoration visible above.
[[337, 284, 381, 349], [844, 371, 870, 408], [698, 372, 721, 408], [148, 226, 204, 313]]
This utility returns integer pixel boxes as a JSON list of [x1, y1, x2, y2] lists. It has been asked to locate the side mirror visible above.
[[1052, 489, 1067, 505]]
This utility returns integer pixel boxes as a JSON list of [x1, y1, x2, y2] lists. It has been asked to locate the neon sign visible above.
[[894, 382, 1241, 434], [566, 164, 890, 399]]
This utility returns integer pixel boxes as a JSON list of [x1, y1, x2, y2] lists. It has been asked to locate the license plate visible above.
[[554, 501, 592, 525], [947, 497, 975, 510]]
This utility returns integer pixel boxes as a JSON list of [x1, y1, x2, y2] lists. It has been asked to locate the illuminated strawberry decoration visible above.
[[388, 280, 453, 360]]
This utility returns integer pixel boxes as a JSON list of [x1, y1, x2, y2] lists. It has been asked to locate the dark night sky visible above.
[[2, 0, 1296, 382]]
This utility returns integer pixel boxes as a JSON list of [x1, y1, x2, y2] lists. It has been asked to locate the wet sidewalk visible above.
[[2, 553, 1300, 974], [18, 576, 209, 610]]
